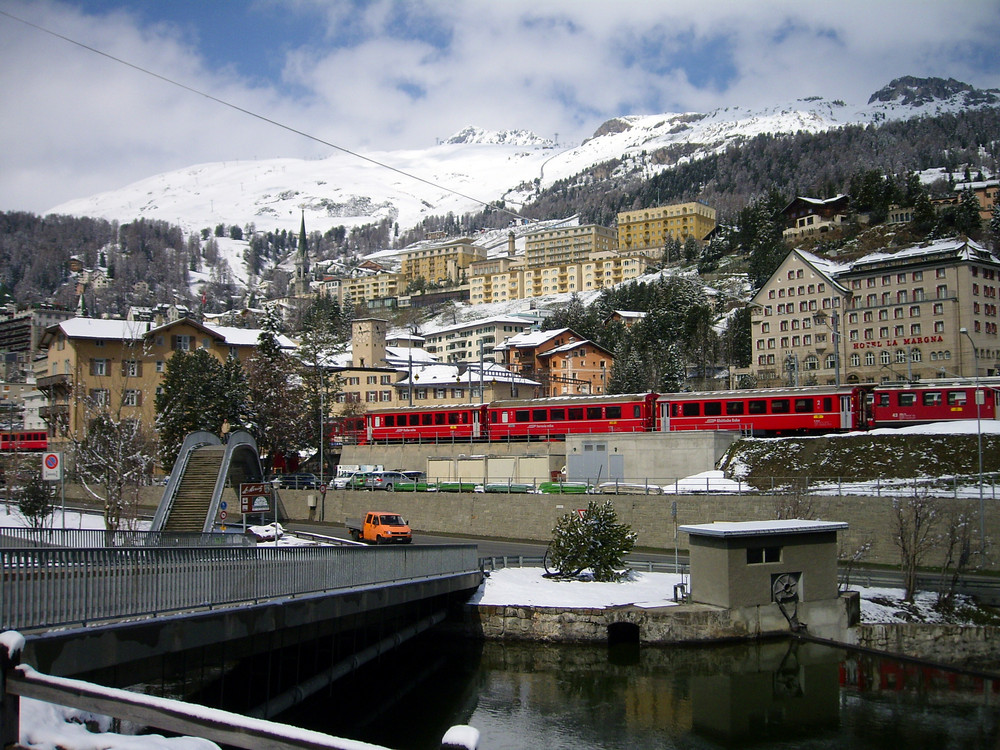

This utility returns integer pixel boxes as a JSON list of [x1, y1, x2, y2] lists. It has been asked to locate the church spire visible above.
[[295, 211, 311, 296]]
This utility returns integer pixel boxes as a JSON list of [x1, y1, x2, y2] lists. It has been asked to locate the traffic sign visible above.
[[319, 484, 327, 495], [42, 452, 62, 481]]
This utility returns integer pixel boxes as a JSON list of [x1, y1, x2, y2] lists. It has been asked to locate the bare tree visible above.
[[937, 504, 975, 611], [774, 491, 814, 520], [892, 492, 940, 602], [838, 537, 873, 592], [74, 337, 157, 532]]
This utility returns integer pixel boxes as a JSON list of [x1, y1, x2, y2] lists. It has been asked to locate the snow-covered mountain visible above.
[[49, 77, 1000, 239]]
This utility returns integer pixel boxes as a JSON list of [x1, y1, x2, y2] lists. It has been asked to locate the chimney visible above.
[[508, 231, 515, 255]]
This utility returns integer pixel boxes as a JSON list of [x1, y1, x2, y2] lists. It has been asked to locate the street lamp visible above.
[[959, 327, 985, 560]]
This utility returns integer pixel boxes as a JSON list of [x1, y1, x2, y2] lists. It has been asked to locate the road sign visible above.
[[319, 484, 327, 496], [240, 482, 272, 514], [42, 452, 62, 481]]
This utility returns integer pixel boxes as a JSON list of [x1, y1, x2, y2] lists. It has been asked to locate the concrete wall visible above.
[[854, 623, 1000, 669], [565, 431, 738, 483], [341, 443, 565, 481]]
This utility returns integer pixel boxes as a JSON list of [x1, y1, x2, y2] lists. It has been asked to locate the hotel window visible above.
[[911, 324, 921, 335], [122, 389, 142, 407], [89, 358, 109, 376], [865, 352, 876, 366]]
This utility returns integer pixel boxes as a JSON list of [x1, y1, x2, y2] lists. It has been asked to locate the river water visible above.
[[274, 632, 1000, 749]]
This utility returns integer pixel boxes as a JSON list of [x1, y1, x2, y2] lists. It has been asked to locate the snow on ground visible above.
[[473, 567, 980, 626]]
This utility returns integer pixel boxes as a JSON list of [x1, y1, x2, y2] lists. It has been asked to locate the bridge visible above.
[[0, 533, 482, 748]]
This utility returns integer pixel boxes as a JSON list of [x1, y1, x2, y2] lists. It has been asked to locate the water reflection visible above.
[[278, 633, 999, 749]]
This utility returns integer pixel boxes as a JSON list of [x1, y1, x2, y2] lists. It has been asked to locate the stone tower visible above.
[[352, 318, 388, 368]]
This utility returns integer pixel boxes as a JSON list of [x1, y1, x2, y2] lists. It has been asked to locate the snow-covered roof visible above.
[[396, 361, 539, 387], [538, 339, 612, 357], [385, 345, 439, 367], [203, 324, 296, 349], [493, 327, 572, 350], [56, 318, 150, 341], [845, 237, 994, 273], [679, 519, 848, 538], [610, 310, 646, 320], [954, 180, 999, 191], [422, 315, 534, 337]]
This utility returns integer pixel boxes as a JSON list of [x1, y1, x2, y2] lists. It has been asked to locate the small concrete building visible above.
[[679, 519, 852, 639]]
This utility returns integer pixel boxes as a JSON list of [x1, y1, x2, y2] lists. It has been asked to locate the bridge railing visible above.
[[1, 544, 479, 632], [0, 527, 255, 549]]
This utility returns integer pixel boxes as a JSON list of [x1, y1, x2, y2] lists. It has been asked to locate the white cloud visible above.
[[1, 0, 998, 213]]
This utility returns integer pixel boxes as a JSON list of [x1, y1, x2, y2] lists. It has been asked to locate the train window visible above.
[[533, 409, 547, 421], [515, 410, 530, 422], [823, 398, 832, 411], [877, 393, 890, 407], [385, 415, 395, 426], [550, 409, 565, 420], [898, 393, 916, 406], [771, 399, 790, 414], [435, 412, 446, 425], [606, 406, 622, 419], [447, 412, 458, 424], [794, 398, 812, 413], [633, 405, 641, 418], [681, 403, 700, 417], [704, 402, 722, 416], [568, 408, 584, 420], [748, 400, 767, 414], [726, 401, 745, 415], [587, 407, 602, 419], [922, 391, 942, 406], [422, 414, 433, 425], [947, 391, 968, 405], [461, 412, 469, 423], [489, 412, 498, 423], [409, 414, 420, 426]]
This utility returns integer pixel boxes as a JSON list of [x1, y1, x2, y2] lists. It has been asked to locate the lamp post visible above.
[[318, 363, 325, 522], [960, 327, 984, 560]]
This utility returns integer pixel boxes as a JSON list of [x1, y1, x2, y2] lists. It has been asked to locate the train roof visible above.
[[656, 385, 861, 401], [490, 393, 655, 409]]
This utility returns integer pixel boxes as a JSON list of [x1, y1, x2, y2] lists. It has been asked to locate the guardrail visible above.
[[1, 544, 480, 632], [1, 632, 480, 750], [0, 527, 254, 549]]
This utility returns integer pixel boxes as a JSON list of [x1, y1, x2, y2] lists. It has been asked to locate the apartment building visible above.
[[493, 328, 613, 396], [524, 224, 617, 268], [468, 255, 524, 305], [582, 251, 656, 291], [36, 317, 297, 445], [399, 238, 487, 284], [744, 238, 1000, 387], [421, 316, 534, 365], [617, 201, 717, 253], [319, 272, 405, 307], [954, 180, 1000, 222]]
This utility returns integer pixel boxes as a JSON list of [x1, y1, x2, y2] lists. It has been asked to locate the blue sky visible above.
[[2, 0, 1000, 213]]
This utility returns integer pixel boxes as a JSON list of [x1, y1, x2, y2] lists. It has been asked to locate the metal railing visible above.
[[1, 544, 480, 632], [0, 527, 255, 549]]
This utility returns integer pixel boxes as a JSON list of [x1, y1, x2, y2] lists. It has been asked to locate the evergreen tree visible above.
[[154, 349, 246, 467], [912, 191, 936, 234], [659, 342, 687, 393], [17, 474, 55, 530], [955, 188, 982, 238], [545, 500, 636, 582], [990, 202, 1000, 251]]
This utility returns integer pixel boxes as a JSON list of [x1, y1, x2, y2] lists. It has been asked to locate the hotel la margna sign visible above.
[[852, 335, 944, 350]]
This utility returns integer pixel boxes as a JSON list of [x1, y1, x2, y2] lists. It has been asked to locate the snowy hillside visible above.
[[49, 77, 999, 241]]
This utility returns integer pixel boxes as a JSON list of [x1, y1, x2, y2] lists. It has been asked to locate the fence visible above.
[[367, 472, 1000, 498], [0, 544, 480, 632], [0, 527, 254, 549]]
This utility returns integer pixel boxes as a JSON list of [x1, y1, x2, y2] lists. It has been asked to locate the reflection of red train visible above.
[[0, 430, 48, 452], [358, 382, 998, 444], [840, 655, 1000, 695]]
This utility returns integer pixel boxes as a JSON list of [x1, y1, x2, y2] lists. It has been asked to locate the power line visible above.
[[0, 8, 530, 224]]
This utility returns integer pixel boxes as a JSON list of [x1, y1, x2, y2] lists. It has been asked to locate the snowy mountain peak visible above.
[[442, 126, 554, 147], [867, 76, 1000, 108]]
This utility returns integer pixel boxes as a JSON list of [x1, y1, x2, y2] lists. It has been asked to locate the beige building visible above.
[[421, 316, 535, 365], [524, 224, 617, 268], [36, 317, 296, 445], [617, 201, 717, 253], [319, 272, 404, 308], [744, 239, 1000, 387], [399, 238, 487, 285], [493, 328, 614, 396], [582, 251, 655, 291]]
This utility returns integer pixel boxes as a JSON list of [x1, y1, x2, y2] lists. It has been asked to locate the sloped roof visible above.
[[493, 327, 573, 351]]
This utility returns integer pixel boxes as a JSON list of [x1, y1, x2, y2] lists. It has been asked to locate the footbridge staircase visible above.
[[152, 430, 270, 533]]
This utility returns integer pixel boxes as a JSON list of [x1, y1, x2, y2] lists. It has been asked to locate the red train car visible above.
[[365, 403, 487, 444], [0, 430, 48, 452], [656, 386, 869, 436], [870, 383, 998, 428], [486, 393, 658, 441]]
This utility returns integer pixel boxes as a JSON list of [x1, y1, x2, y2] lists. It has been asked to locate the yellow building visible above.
[[399, 238, 487, 285], [36, 317, 296, 446], [617, 201, 717, 252], [524, 224, 617, 268], [320, 272, 404, 307], [582, 251, 656, 291]]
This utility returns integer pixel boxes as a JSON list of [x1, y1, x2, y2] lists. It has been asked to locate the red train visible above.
[[358, 382, 998, 444], [0, 430, 48, 452]]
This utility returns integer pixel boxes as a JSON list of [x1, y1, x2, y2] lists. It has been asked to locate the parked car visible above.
[[268, 472, 319, 490], [400, 470, 426, 482], [334, 471, 368, 490], [364, 471, 411, 492]]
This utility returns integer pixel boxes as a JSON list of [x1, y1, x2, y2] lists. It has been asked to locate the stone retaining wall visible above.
[[854, 623, 1000, 670]]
